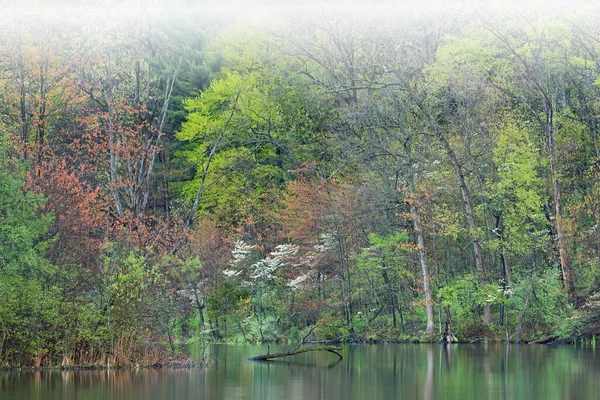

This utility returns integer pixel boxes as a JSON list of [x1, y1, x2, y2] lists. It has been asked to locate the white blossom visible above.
[[223, 268, 242, 277], [249, 244, 299, 281], [230, 240, 256, 266], [250, 260, 280, 280], [314, 233, 335, 253], [497, 280, 513, 297], [288, 273, 310, 290], [269, 244, 298, 258]]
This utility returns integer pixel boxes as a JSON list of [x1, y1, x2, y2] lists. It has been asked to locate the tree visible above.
[[426, 33, 505, 324], [0, 132, 54, 365], [482, 17, 576, 295], [357, 232, 410, 329], [176, 30, 322, 232]]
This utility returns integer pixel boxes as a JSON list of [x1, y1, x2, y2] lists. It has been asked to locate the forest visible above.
[[1, 2, 600, 367]]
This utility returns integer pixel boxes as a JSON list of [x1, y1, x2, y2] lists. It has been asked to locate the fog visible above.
[[0, 0, 595, 27]]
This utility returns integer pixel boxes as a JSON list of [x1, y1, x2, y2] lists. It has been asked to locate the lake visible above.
[[1, 344, 599, 399]]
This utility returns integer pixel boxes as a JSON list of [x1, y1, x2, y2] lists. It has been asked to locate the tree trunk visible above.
[[134, 58, 140, 105], [439, 322, 458, 343], [515, 291, 529, 343], [439, 134, 492, 324], [494, 214, 512, 326], [193, 289, 205, 328], [415, 216, 436, 332], [545, 106, 575, 296], [486, 24, 575, 297], [381, 267, 397, 329], [406, 138, 435, 332], [15, 25, 27, 143], [335, 224, 352, 325], [250, 324, 343, 361], [248, 346, 343, 361], [106, 69, 124, 218]]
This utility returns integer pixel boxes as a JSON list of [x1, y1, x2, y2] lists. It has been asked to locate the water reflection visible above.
[[1, 344, 599, 400], [255, 358, 343, 369], [424, 346, 434, 400]]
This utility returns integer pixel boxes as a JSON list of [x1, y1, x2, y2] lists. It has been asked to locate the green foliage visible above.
[[439, 274, 482, 320], [174, 30, 327, 230], [7, 10, 600, 361], [438, 274, 506, 338], [489, 119, 547, 256], [0, 134, 56, 366], [357, 232, 410, 272], [88, 245, 180, 364], [508, 269, 575, 339]]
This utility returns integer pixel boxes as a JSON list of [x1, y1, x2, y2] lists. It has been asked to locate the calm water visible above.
[[1, 344, 599, 399]]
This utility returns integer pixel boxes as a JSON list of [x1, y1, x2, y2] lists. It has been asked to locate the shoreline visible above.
[[2, 339, 596, 371], [0, 360, 206, 372]]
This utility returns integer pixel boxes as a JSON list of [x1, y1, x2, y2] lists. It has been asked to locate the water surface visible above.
[[1, 344, 599, 399]]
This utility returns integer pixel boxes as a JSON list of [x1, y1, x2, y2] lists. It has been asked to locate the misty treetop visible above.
[[1, 2, 600, 367]]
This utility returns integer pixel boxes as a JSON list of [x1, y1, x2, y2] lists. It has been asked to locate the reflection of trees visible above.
[[256, 358, 343, 369], [424, 346, 434, 400], [5, 345, 600, 399], [441, 344, 452, 372]]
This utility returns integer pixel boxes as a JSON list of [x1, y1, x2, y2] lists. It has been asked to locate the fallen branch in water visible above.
[[248, 346, 343, 361], [548, 322, 600, 345], [529, 335, 557, 344], [248, 323, 343, 361]]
